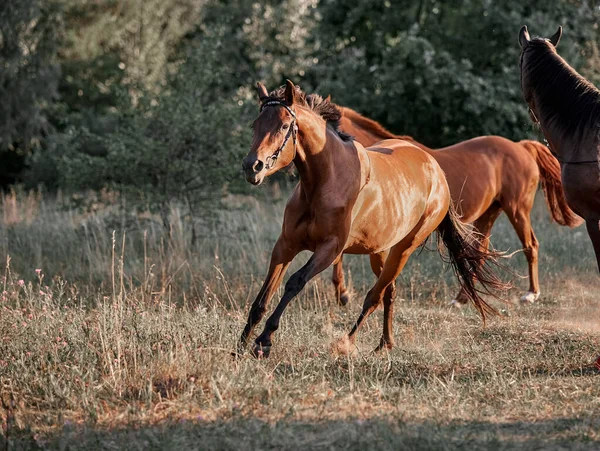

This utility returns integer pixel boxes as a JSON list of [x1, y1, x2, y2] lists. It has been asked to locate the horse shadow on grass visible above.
[[4, 415, 599, 450]]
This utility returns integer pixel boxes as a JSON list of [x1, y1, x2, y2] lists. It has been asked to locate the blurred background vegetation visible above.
[[1, 0, 599, 213]]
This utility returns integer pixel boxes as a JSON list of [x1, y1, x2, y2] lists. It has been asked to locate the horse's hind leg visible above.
[[331, 255, 350, 306], [367, 251, 396, 351], [504, 201, 540, 302], [585, 219, 600, 273], [452, 203, 502, 305], [339, 241, 417, 354]]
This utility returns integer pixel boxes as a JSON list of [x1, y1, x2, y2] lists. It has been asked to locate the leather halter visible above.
[[259, 100, 298, 170]]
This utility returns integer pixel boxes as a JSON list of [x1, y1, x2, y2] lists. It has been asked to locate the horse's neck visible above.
[[529, 54, 600, 162], [536, 98, 599, 162], [294, 127, 364, 202]]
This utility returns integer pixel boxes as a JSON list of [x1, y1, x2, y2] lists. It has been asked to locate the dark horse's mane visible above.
[[264, 86, 353, 142], [521, 39, 600, 141], [339, 106, 418, 144]]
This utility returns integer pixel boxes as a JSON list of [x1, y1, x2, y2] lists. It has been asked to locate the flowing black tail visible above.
[[437, 206, 509, 322]]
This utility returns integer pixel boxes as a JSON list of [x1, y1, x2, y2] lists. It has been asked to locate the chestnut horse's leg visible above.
[[504, 202, 540, 302], [342, 236, 424, 353], [238, 236, 297, 354], [367, 250, 397, 352], [331, 256, 350, 306], [253, 238, 342, 357], [453, 204, 502, 305], [585, 219, 600, 273]]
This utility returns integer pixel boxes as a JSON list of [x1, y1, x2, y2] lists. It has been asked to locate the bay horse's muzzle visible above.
[[242, 156, 265, 185]]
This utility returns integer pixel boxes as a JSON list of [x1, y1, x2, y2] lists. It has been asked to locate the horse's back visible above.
[[344, 139, 450, 254], [364, 138, 445, 192], [432, 136, 539, 220]]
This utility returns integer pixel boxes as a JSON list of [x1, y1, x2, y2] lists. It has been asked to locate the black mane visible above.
[[521, 39, 600, 141], [263, 85, 353, 142]]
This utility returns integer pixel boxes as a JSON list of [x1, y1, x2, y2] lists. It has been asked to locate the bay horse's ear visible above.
[[548, 26, 562, 48], [284, 79, 297, 105], [519, 25, 531, 49], [256, 82, 269, 102], [325, 94, 332, 103]]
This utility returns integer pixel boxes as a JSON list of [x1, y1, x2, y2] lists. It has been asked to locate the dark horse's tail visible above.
[[437, 206, 509, 322], [519, 140, 583, 228]]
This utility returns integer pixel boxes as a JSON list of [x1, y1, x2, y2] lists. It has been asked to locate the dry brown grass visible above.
[[0, 189, 599, 450]]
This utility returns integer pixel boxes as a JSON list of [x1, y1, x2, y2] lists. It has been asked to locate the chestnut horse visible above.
[[519, 25, 600, 272], [329, 103, 581, 306], [239, 80, 506, 357]]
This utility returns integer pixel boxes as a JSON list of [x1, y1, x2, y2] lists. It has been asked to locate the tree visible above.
[[311, 0, 600, 146], [48, 35, 252, 232], [0, 0, 62, 185]]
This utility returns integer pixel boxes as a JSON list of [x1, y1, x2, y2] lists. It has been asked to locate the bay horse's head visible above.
[[518, 25, 562, 123], [242, 80, 300, 185]]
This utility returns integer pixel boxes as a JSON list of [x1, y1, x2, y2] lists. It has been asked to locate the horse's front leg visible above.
[[238, 236, 297, 355], [331, 255, 350, 306], [253, 237, 343, 357], [585, 219, 600, 273]]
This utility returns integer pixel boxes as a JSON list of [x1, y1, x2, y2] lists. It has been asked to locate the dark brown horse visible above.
[[239, 81, 506, 357], [519, 25, 600, 272], [330, 104, 581, 306]]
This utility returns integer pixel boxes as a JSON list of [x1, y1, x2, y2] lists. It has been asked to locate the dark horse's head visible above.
[[518, 25, 562, 121], [242, 80, 301, 185], [242, 80, 349, 185]]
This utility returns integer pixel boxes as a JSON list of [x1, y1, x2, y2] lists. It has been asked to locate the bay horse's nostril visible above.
[[252, 160, 264, 173]]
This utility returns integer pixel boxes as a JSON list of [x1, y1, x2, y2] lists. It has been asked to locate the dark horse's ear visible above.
[[256, 82, 269, 102], [284, 79, 297, 105], [519, 25, 531, 49], [548, 26, 562, 48]]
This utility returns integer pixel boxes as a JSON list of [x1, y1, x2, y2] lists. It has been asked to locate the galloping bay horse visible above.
[[330, 104, 581, 306], [239, 80, 506, 357], [519, 25, 600, 271]]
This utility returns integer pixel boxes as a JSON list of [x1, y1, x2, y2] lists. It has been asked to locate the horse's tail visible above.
[[518, 140, 583, 228], [436, 205, 509, 323]]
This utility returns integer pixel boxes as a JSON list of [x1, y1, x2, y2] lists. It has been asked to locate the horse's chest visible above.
[[561, 164, 600, 218], [282, 206, 345, 251]]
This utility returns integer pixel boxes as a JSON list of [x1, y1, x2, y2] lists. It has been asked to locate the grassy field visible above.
[[0, 188, 599, 450]]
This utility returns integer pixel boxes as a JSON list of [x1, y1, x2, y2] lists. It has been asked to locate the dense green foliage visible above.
[[1, 0, 599, 206], [0, 0, 62, 185]]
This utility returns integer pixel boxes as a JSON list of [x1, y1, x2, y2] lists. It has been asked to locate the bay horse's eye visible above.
[[282, 123, 290, 131]]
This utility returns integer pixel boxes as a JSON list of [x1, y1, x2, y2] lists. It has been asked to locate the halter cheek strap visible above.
[[260, 100, 298, 170]]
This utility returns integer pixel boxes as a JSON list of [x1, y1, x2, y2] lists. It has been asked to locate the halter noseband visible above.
[[259, 100, 298, 170]]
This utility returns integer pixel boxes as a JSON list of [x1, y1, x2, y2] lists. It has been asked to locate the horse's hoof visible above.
[[330, 336, 357, 356], [449, 299, 465, 308], [251, 343, 271, 359], [374, 339, 393, 353], [520, 291, 540, 304], [339, 291, 350, 306]]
